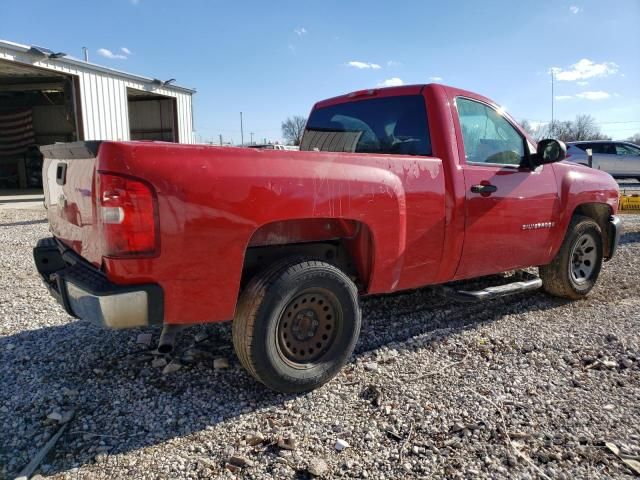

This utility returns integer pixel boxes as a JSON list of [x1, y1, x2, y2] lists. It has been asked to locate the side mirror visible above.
[[531, 139, 567, 167]]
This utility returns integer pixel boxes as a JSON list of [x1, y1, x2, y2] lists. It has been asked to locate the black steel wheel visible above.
[[233, 259, 360, 393], [277, 289, 341, 366]]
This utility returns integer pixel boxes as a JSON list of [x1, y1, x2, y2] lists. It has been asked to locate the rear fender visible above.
[[245, 218, 375, 290]]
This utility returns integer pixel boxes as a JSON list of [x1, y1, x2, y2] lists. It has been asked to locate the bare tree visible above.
[[532, 115, 610, 142], [281, 116, 307, 146], [548, 120, 576, 142], [571, 114, 608, 141], [519, 119, 537, 138], [627, 132, 640, 145]]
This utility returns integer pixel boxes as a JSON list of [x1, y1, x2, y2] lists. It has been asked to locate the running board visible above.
[[439, 272, 543, 302]]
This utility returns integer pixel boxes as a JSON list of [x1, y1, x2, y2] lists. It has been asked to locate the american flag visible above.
[[0, 109, 35, 157]]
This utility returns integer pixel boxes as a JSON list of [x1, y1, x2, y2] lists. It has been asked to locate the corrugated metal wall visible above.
[[0, 44, 194, 143]]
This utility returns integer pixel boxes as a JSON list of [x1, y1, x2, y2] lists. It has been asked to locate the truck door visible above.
[[453, 97, 560, 279]]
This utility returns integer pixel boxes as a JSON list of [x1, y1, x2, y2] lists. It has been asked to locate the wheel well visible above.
[[572, 203, 613, 257], [241, 218, 374, 291]]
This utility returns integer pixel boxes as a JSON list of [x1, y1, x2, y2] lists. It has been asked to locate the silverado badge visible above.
[[522, 221, 555, 231]]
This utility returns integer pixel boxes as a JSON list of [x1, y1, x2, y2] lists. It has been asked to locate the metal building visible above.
[[0, 39, 195, 188]]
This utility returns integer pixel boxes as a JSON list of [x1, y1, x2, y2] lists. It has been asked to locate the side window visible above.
[[615, 144, 630, 155], [615, 144, 640, 156], [626, 144, 640, 155], [456, 98, 525, 165]]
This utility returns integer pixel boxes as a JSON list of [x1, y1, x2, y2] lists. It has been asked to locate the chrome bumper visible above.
[[33, 238, 163, 328]]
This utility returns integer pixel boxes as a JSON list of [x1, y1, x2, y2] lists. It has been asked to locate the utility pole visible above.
[[550, 68, 555, 136], [250, 132, 254, 145], [219, 134, 223, 146], [240, 112, 244, 146]]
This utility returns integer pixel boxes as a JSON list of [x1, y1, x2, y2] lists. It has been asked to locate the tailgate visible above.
[[40, 141, 102, 266]]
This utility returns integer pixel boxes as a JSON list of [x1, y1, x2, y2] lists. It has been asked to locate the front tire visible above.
[[233, 259, 361, 393], [539, 215, 603, 299]]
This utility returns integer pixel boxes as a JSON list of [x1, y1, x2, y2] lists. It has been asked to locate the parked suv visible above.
[[566, 141, 640, 180]]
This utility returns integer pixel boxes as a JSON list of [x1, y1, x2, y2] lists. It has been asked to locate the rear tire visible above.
[[233, 259, 361, 393], [539, 215, 603, 299]]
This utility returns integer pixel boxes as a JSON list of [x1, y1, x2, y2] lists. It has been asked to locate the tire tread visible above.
[[233, 258, 359, 391], [539, 215, 602, 299]]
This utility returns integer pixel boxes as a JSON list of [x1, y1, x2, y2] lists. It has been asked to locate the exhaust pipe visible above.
[[157, 325, 182, 354]]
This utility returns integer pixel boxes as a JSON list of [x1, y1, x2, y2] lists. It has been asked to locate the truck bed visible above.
[[41, 141, 446, 323]]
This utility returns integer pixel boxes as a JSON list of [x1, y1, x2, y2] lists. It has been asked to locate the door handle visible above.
[[471, 184, 497, 194]]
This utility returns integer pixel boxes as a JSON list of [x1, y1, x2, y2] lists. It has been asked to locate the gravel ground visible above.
[[1, 207, 639, 480]]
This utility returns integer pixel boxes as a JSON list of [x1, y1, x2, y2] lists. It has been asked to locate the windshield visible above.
[[301, 95, 431, 156]]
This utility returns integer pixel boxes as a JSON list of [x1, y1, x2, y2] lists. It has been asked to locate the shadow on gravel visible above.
[[619, 228, 640, 245], [0, 219, 48, 228], [1, 275, 571, 477]]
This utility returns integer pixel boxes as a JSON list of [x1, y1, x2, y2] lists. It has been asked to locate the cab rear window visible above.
[[301, 95, 431, 156]]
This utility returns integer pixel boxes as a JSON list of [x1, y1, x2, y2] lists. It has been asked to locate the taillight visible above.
[[97, 172, 158, 256]]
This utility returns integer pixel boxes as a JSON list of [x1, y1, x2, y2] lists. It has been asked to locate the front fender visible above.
[[550, 162, 619, 257]]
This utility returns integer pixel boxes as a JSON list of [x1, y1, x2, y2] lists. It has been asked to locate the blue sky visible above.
[[3, 0, 639, 143]]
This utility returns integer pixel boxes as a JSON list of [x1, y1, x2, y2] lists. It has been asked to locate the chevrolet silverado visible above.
[[34, 83, 621, 392]]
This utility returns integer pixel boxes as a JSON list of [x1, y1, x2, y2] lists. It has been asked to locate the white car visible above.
[[247, 144, 300, 151], [566, 141, 640, 180]]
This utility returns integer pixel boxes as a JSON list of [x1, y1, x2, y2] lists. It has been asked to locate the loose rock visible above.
[[335, 439, 350, 451], [213, 357, 230, 369], [136, 333, 152, 346], [227, 455, 253, 468], [307, 457, 329, 477], [162, 361, 182, 374], [277, 435, 297, 450], [151, 357, 167, 368]]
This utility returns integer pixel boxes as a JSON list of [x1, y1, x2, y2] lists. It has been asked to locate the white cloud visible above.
[[287, 44, 296, 55], [554, 91, 612, 101], [552, 58, 618, 81], [294, 27, 307, 36], [576, 81, 589, 86], [130, 0, 140, 4], [576, 90, 610, 100], [377, 77, 404, 87], [386, 60, 402, 67], [97, 48, 127, 60], [569, 5, 582, 14], [429, 76, 443, 82], [121, 47, 132, 55], [346, 61, 381, 70]]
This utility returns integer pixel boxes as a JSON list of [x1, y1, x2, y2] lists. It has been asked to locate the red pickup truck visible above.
[[34, 83, 621, 393]]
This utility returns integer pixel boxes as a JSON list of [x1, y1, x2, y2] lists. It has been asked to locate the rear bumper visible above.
[[33, 237, 163, 328], [606, 215, 622, 261]]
